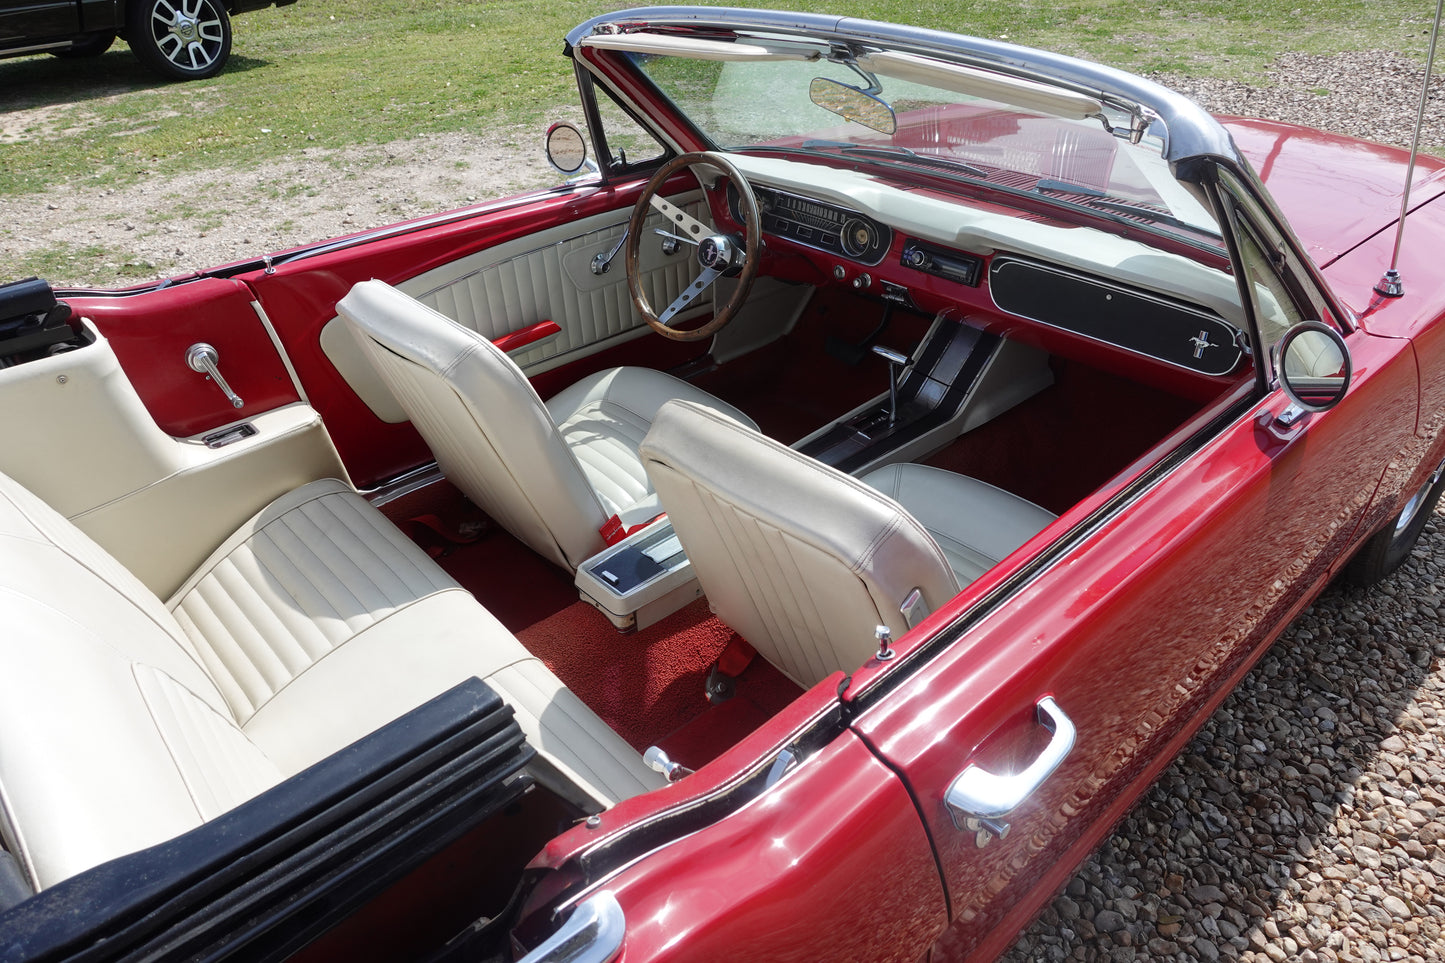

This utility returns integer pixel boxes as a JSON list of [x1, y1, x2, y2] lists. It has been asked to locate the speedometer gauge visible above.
[[841, 218, 876, 258]]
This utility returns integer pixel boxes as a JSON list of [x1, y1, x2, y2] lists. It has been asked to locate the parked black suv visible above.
[[0, 0, 298, 81]]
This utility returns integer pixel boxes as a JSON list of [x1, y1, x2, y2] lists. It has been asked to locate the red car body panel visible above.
[[1223, 116, 1445, 268], [589, 733, 948, 962], [848, 326, 1416, 957], [18, 21, 1445, 958]]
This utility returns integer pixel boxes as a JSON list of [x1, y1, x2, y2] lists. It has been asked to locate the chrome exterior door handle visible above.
[[186, 342, 244, 409], [945, 696, 1075, 837]]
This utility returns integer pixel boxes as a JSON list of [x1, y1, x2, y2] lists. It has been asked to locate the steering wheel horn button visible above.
[[697, 235, 736, 272]]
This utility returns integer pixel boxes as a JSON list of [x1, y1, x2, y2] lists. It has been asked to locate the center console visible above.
[[795, 316, 1053, 476], [575, 519, 703, 631]]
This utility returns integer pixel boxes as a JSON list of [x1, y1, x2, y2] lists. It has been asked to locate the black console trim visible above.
[[798, 322, 997, 475]]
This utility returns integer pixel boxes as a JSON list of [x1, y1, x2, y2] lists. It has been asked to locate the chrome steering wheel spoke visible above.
[[658, 265, 723, 327], [625, 151, 762, 343], [648, 194, 713, 243]]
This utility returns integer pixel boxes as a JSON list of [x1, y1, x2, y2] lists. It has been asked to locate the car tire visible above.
[[126, 0, 231, 81], [51, 31, 119, 58], [1344, 464, 1445, 586]]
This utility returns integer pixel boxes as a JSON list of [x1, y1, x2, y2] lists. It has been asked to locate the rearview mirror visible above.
[[1276, 320, 1351, 412], [808, 78, 897, 135]]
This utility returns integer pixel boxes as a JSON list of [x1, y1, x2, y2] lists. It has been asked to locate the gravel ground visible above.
[[4, 47, 1445, 962]]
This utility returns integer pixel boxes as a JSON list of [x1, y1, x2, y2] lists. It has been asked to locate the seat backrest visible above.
[[0, 471, 280, 892], [337, 280, 607, 571], [638, 400, 959, 689]]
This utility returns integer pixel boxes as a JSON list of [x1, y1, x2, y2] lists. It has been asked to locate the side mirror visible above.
[[544, 122, 592, 176], [1276, 320, 1351, 412]]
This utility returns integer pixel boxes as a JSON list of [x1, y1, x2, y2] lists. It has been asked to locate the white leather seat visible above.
[[0, 470, 662, 893], [336, 279, 757, 572], [638, 400, 1056, 688]]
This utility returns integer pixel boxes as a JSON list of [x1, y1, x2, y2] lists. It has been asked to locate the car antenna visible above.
[[1376, 0, 1444, 298]]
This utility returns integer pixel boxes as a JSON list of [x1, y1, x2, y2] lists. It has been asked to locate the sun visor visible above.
[[856, 50, 1103, 120]]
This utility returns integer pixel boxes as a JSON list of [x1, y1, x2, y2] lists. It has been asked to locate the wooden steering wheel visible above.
[[625, 151, 762, 342]]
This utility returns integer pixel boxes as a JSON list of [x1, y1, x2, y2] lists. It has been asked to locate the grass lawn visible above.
[[0, 0, 1436, 198]]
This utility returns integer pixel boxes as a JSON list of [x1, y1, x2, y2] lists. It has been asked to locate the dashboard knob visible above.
[[832, 264, 847, 281], [903, 246, 928, 269], [852, 273, 872, 290]]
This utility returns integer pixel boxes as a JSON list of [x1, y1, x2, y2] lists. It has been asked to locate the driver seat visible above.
[[337, 279, 757, 572]]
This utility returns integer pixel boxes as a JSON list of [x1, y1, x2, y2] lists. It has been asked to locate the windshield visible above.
[[621, 40, 1222, 246]]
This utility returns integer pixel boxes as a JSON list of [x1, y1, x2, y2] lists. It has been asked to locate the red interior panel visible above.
[[64, 278, 300, 438]]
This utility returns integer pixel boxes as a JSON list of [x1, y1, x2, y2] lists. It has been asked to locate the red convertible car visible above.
[[2, 7, 1444, 962]]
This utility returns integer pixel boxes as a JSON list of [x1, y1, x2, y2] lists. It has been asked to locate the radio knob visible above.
[[903, 246, 928, 269]]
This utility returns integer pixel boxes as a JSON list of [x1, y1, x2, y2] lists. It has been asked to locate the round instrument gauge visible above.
[[841, 217, 876, 258]]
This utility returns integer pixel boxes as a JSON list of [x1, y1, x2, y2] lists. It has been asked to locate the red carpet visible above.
[[513, 598, 801, 758], [693, 287, 933, 443], [422, 518, 804, 759], [925, 359, 1202, 514]]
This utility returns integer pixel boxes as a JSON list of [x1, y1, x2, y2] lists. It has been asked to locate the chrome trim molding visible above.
[[566, 6, 1240, 170], [515, 891, 625, 963]]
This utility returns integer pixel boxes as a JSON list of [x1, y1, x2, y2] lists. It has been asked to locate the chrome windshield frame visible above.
[[566, 6, 1243, 180]]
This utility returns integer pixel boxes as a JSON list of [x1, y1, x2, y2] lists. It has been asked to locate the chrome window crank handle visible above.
[[186, 343, 244, 409]]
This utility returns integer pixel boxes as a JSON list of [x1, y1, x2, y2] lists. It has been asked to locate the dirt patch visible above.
[[0, 125, 570, 288]]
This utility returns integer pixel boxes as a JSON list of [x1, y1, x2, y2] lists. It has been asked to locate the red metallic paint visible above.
[[1223, 117, 1445, 269], [1318, 194, 1445, 550], [63, 277, 300, 437], [850, 328, 1416, 959], [595, 733, 947, 963]]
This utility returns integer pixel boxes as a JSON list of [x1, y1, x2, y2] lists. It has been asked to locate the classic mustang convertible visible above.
[[3, 7, 1444, 962]]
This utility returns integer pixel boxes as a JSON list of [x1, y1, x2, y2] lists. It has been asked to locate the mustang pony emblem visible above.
[[1189, 330, 1214, 359]]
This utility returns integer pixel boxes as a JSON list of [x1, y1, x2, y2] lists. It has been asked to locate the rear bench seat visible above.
[[0, 471, 663, 893]]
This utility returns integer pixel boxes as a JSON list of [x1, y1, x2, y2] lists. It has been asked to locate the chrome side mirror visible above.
[[544, 122, 593, 176], [1276, 320, 1351, 413]]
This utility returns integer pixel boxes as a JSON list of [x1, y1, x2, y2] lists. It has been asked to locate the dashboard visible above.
[[714, 160, 1246, 390]]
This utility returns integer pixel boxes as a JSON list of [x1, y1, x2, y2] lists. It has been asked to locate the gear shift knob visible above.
[[871, 344, 911, 425]]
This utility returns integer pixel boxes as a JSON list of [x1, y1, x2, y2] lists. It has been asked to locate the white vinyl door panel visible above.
[[324, 194, 712, 424], [406, 194, 709, 369]]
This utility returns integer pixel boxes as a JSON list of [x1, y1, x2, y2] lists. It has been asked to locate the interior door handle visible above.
[[945, 696, 1075, 837]]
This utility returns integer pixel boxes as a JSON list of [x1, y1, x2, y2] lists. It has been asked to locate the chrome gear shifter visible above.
[[871, 344, 911, 426]]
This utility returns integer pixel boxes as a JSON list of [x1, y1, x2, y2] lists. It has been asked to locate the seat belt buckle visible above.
[[599, 514, 627, 546], [599, 512, 668, 547]]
